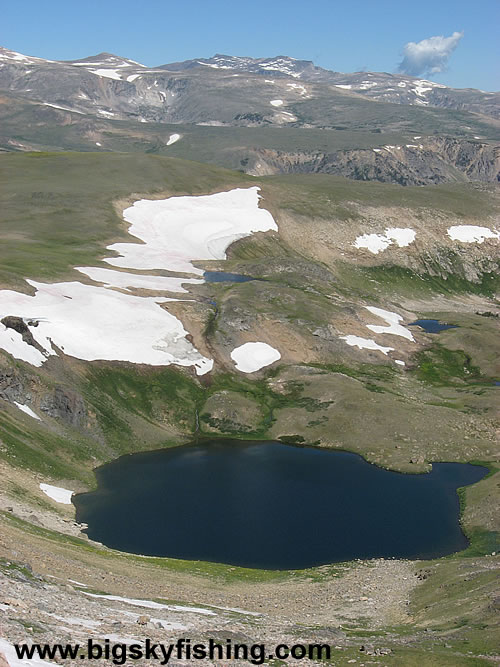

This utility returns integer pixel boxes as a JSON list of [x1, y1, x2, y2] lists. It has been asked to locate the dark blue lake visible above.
[[204, 271, 255, 283], [409, 319, 458, 333], [73, 441, 487, 570]]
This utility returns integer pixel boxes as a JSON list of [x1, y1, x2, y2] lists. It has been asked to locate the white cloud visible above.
[[398, 31, 463, 76]]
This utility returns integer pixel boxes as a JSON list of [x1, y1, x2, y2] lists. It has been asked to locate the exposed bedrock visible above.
[[247, 138, 500, 185]]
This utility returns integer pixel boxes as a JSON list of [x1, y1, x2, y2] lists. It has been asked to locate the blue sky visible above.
[[2, 0, 499, 90]]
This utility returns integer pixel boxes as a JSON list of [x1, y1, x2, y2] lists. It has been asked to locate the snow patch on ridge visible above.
[[14, 402, 41, 420], [231, 342, 281, 373], [166, 133, 181, 146], [340, 335, 394, 355], [354, 228, 416, 254], [365, 306, 414, 341], [447, 225, 499, 243]]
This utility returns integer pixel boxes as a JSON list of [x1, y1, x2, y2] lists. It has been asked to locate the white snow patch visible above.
[[90, 68, 122, 80], [335, 84, 352, 89], [385, 227, 416, 247], [373, 148, 382, 153], [286, 83, 308, 95], [353, 228, 416, 254], [0, 323, 50, 366], [98, 109, 115, 117], [447, 225, 499, 243], [0, 280, 212, 375], [95, 142, 101, 146], [45, 613, 100, 629], [0, 638, 57, 665], [76, 267, 203, 293], [42, 103, 84, 114], [230, 342, 281, 373], [264, 79, 275, 83], [68, 579, 88, 587], [413, 136, 422, 139], [126, 74, 141, 82], [365, 306, 414, 341], [340, 335, 393, 355], [395, 360, 406, 366], [166, 133, 181, 146], [13, 402, 41, 420], [397, 81, 407, 88], [270, 99, 284, 107], [354, 233, 391, 254], [108, 187, 277, 275], [40, 483, 74, 504], [82, 592, 216, 615]]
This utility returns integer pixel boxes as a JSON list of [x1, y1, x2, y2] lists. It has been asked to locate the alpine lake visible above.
[[73, 440, 487, 570]]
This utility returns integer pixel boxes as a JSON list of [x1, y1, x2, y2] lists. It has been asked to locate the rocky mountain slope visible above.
[[1, 46, 498, 189], [164, 53, 500, 119]]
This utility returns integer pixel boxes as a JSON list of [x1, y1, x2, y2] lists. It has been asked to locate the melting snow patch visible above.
[[354, 233, 391, 254], [340, 335, 393, 355], [354, 228, 416, 254], [82, 593, 216, 615], [0, 638, 57, 666], [365, 306, 414, 341], [40, 483, 74, 504], [231, 342, 281, 373], [166, 133, 181, 146], [0, 323, 49, 366], [109, 187, 277, 275], [0, 188, 276, 377], [395, 360, 405, 366], [42, 103, 84, 114], [0, 280, 213, 375], [270, 99, 284, 107], [335, 84, 352, 89], [76, 267, 203, 293], [14, 402, 41, 420], [447, 226, 499, 243], [126, 74, 141, 82], [90, 68, 122, 80]]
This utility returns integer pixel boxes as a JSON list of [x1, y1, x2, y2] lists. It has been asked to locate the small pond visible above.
[[73, 441, 487, 570], [204, 271, 255, 283], [408, 319, 458, 334]]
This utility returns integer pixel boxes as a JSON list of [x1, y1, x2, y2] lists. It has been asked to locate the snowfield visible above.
[[340, 335, 393, 355], [365, 306, 414, 341], [0, 188, 277, 376], [270, 99, 284, 107], [40, 483, 74, 504], [166, 133, 181, 145], [76, 266, 203, 293], [108, 187, 277, 275], [231, 342, 281, 373], [447, 225, 499, 243], [354, 228, 416, 254], [0, 280, 213, 375]]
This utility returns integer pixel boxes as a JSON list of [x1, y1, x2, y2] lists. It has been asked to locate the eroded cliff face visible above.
[[248, 138, 500, 185]]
